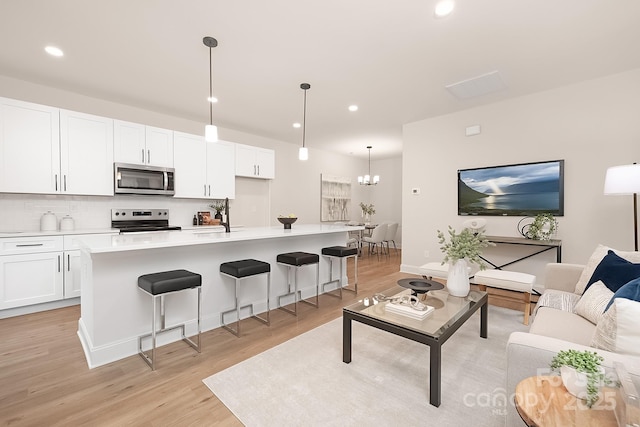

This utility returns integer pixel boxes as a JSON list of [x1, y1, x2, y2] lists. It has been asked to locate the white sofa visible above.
[[505, 261, 640, 426]]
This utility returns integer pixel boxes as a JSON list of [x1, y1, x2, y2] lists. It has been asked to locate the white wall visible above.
[[0, 75, 403, 232], [401, 68, 640, 283]]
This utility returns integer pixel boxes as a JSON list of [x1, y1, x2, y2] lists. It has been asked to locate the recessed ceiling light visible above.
[[44, 45, 64, 57], [348, 105, 358, 112], [293, 123, 301, 128], [434, 0, 455, 18], [207, 96, 218, 103]]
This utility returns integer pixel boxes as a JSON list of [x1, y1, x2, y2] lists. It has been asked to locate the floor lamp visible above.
[[604, 163, 640, 251]]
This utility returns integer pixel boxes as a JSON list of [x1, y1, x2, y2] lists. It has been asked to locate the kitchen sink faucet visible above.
[[220, 197, 231, 233]]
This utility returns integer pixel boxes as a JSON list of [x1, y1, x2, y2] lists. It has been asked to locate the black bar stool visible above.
[[321, 246, 358, 298], [277, 251, 319, 316], [137, 269, 202, 370], [220, 259, 271, 337]]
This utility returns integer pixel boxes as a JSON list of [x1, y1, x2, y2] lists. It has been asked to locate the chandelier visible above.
[[358, 146, 380, 185]]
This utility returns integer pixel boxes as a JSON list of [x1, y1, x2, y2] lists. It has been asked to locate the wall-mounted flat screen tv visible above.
[[458, 159, 564, 216]]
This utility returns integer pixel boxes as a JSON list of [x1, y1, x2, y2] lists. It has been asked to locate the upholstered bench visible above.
[[473, 269, 536, 325]]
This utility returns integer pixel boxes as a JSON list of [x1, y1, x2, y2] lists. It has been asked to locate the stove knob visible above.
[[122, 212, 126, 216], [115, 212, 120, 216]]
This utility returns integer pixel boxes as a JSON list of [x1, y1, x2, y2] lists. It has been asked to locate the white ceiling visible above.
[[1, 1, 639, 159]]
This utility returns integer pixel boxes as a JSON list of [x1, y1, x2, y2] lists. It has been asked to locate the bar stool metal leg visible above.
[[138, 286, 201, 371], [221, 272, 270, 337], [278, 263, 319, 316]]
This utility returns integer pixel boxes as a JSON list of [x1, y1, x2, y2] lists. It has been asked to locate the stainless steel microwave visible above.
[[114, 163, 175, 196]]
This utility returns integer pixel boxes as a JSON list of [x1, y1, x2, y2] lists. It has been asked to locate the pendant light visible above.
[[203, 36, 218, 142], [299, 83, 310, 161], [358, 146, 380, 185]]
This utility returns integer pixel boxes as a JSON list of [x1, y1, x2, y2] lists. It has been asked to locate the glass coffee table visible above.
[[342, 285, 488, 407]]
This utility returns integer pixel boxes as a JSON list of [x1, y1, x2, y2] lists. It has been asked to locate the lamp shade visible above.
[[604, 164, 640, 195], [298, 147, 308, 161], [205, 124, 218, 142]]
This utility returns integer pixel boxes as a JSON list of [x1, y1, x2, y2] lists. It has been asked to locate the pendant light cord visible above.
[[209, 46, 213, 126], [302, 87, 307, 148]]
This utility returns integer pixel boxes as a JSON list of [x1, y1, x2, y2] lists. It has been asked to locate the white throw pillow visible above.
[[591, 298, 640, 356], [574, 281, 614, 324], [574, 245, 640, 294]]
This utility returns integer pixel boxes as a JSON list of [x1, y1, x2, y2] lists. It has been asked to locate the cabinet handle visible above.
[[141, 149, 145, 163], [67, 254, 70, 271], [58, 255, 61, 273], [63, 175, 67, 191], [55, 174, 58, 191], [204, 184, 207, 196], [16, 243, 44, 247], [147, 150, 150, 164], [257, 165, 260, 176], [208, 185, 211, 197], [254, 165, 257, 175]]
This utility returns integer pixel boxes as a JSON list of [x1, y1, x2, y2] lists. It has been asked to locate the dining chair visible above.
[[362, 223, 388, 260], [383, 222, 399, 255]]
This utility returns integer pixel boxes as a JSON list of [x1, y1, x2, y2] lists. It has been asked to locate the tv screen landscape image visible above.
[[458, 160, 564, 216]]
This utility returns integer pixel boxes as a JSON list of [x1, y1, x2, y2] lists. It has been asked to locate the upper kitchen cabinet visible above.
[[0, 97, 60, 194], [114, 120, 173, 167], [173, 132, 235, 199], [60, 110, 114, 196], [235, 143, 275, 179]]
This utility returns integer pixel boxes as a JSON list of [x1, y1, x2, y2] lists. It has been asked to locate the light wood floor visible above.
[[0, 250, 410, 426], [0, 251, 528, 426]]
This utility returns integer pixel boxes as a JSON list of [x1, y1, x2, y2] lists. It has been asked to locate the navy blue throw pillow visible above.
[[604, 276, 640, 311], [584, 250, 640, 293]]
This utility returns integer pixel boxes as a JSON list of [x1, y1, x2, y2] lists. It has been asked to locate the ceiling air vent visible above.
[[445, 70, 507, 100]]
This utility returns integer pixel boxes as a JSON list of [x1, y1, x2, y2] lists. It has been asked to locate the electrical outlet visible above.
[[424, 250, 429, 258]]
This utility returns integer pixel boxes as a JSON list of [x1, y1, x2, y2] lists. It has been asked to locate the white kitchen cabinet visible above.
[[0, 236, 64, 310], [235, 143, 275, 179], [114, 120, 173, 167], [0, 97, 60, 194], [208, 140, 236, 199], [173, 131, 235, 199], [60, 109, 114, 196], [63, 250, 81, 299]]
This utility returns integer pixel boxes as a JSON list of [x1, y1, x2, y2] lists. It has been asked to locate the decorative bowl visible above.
[[277, 217, 297, 229]]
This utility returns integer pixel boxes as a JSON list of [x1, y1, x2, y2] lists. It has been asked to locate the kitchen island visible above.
[[77, 224, 362, 368]]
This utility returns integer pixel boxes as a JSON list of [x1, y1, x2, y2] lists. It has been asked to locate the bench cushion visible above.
[[138, 269, 201, 295], [474, 269, 535, 293], [221, 259, 270, 278]]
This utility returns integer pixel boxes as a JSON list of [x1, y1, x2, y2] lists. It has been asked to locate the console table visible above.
[[483, 235, 562, 269]]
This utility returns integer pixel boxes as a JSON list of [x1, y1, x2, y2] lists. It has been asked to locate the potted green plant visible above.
[[436, 226, 492, 296], [550, 349, 608, 408], [524, 213, 558, 240], [359, 202, 375, 224], [208, 201, 226, 220]]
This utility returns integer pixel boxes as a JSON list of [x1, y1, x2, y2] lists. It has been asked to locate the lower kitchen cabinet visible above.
[[64, 250, 81, 299], [0, 251, 64, 310]]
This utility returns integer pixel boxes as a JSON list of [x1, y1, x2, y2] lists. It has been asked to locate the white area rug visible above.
[[203, 306, 528, 426]]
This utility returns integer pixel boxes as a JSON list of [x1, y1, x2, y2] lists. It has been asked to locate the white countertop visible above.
[[0, 228, 119, 239], [77, 224, 363, 254]]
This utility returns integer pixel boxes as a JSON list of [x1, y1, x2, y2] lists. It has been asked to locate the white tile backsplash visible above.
[[0, 193, 219, 232]]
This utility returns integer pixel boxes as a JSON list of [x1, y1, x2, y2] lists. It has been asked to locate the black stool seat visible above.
[[221, 259, 271, 278], [322, 246, 358, 257], [277, 251, 319, 266], [138, 269, 201, 295]]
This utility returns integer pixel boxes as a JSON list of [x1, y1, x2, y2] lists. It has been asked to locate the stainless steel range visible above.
[[111, 209, 182, 233]]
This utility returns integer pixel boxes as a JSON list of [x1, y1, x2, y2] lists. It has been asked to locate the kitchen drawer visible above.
[[0, 236, 64, 255]]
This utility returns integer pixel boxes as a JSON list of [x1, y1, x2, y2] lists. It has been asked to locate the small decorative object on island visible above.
[[550, 349, 611, 408], [208, 200, 226, 220], [437, 226, 492, 297], [359, 202, 375, 224], [518, 213, 558, 240], [277, 214, 297, 229]]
